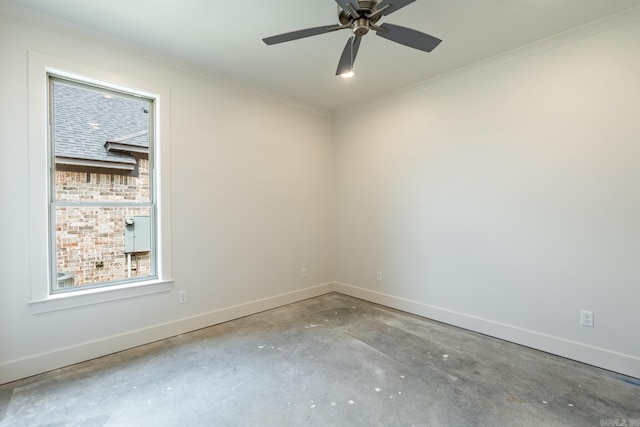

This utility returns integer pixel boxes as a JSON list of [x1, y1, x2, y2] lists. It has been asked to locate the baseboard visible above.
[[4, 281, 637, 385], [333, 282, 640, 379], [0, 282, 334, 385]]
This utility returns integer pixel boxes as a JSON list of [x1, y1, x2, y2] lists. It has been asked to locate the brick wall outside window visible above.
[[55, 159, 151, 286]]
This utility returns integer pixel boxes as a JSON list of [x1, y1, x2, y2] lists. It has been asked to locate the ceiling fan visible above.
[[262, 0, 442, 76]]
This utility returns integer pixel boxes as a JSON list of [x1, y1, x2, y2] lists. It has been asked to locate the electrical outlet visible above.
[[376, 271, 382, 282], [301, 268, 307, 279], [178, 290, 188, 304], [580, 310, 594, 327]]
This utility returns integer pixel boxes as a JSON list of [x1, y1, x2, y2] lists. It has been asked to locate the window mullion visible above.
[[52, 201, 154, 208]]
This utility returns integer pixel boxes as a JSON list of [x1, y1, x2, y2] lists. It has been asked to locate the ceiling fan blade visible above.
[[352, 35, 362, 61], [375, 0, 416, 16], [376, 23, 442, 52], [336, 36, 362, 75], [263, 25, 343, 45]]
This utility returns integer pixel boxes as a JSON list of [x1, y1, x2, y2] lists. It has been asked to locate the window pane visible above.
[[49, 76, 157, 293], [52, 80, 151, 203], [54, 206, 154, 290]]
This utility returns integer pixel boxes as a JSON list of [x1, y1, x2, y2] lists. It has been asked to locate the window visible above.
[[28, 52, 172, 313], [49, 77, 156, 292]]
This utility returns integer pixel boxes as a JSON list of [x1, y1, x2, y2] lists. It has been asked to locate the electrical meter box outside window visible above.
[[124, 216, 151, 253]]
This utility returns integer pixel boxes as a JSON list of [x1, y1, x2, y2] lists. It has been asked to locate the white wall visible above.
[[0, 13, 334, 383], [333, 15, 640, 378]]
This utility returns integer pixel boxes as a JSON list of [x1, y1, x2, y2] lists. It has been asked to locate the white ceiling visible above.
[[2, 0, 640, 111]]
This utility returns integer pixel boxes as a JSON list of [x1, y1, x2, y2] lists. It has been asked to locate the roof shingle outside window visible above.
[[53, 81, 150, 174]]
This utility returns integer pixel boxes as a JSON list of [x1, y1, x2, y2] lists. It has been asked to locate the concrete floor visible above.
[[1, 293, 639, 426]]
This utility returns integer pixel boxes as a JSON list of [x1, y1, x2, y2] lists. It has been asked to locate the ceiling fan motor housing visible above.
[[339, 0, 382, 26]]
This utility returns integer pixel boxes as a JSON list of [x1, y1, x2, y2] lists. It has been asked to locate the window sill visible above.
[[29, 279, 174, 314]]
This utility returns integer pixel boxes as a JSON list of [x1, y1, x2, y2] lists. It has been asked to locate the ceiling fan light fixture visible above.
[[340, 70, 355, 78], [262, 0, 442, 76]]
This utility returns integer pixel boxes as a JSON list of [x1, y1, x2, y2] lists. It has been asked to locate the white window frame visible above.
[[28, 52, 173, 314]]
